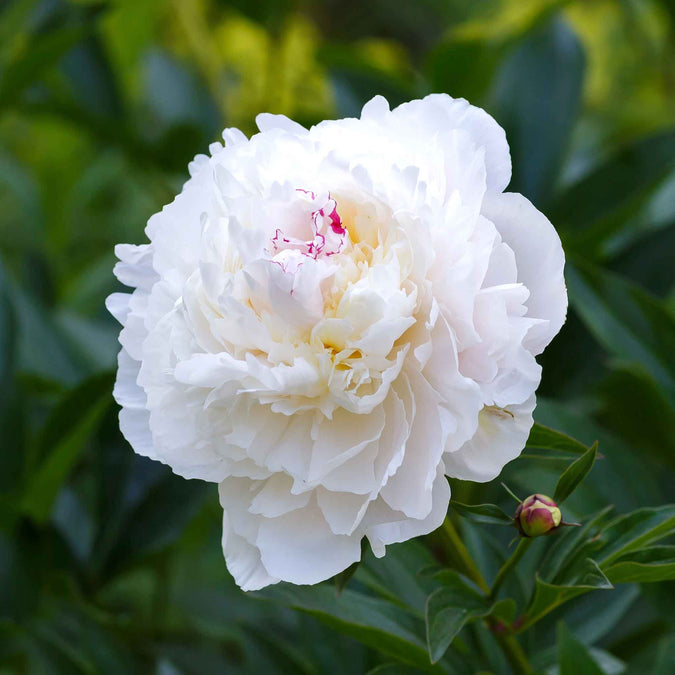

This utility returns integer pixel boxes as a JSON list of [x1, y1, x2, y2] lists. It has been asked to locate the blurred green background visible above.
[[1, 0, 675, 673]]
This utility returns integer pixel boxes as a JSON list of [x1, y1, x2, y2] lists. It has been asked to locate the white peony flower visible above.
[[107, 94, 567, 590]]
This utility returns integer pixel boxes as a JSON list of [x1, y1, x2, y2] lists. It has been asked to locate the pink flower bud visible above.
[[514, 494, 562, 537]]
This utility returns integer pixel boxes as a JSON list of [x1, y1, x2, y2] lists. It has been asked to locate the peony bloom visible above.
[[107, 94, 567, 590]]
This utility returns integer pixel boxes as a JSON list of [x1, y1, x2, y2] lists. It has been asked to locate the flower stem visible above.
[[489, 538, 532, 600], [442, 517, 534, 673], [441, 517, 490, 594], [493, 631, 534, 674]]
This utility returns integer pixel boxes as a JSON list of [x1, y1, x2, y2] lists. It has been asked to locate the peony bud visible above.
[[514, 494, 562, 537]]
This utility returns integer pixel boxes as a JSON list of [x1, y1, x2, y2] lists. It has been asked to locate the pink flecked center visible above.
[[270, 190, 347, 270]]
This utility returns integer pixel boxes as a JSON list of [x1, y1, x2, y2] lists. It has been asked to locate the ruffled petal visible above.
[[443, 395, 536, 483], [482, 192, 567, 354]]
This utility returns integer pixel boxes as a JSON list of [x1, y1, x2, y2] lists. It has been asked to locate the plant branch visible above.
[[441, 516, 490, 594], [490, 538, 532, 600], [493, 631, 534, 674], [441, 517, 534, 673]]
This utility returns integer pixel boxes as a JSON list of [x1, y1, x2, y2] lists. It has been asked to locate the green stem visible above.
[[441, 517, 490, 594], [442, 517, 534, 673], [494, 631, 534, 674], [490, 538, 532, 600]]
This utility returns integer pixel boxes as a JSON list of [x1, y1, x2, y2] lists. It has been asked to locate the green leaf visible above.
[[366, 665, 426, 675], [605, 546, 675, 584], [101, 473, 210, 576], [0, 263, 24, 498], [551, 129, 675, 244], [0, 25, 89, 107], [318, 44, 414, 118], [20, 371, 114, 523], [257, 585, 435, 670], [29, 600, 142, 674], [653, 636, 675, 675], [538, 505, 614, 583], [449, 501, 513, 526], [356, 540, 438, 614], [0, 265, 15, 394], [11, 283, 80, 384], [519, 559, 613, 632], [334, 560, 361, 597], [425, 572, 495, 664], [553, 442, 598, 504], [334, 538, 369, 597], [426, 38, 501, 104], [596, 505, 675, 567], [596, 363, 675, 472], [490, 17, 585, 205], [525, 422, 589, 455], [61, 35, 125, 120], [567, 261, 675, 401], [557, 622, 606, 675], [610, 219, 675, 297], [534, 398, 662, 511]]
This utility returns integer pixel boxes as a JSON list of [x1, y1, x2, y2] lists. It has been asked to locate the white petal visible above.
[[119, 406, 156, 461], [482, 192, 567, 354], [256, 113, 308, 136], [361, 95, 391, 120], [308, 405, 385, 482], [106, 292, 131, 325], [366, 464, 450, 556], [249, 473, 311, 518], [380, 371, 443, 519], [222, 513, 279, 591], [392, 93, 512, 192], [317, 488, 370, 535], [256, 502, 362, 585], [444, 395, 535, 482], [219, 477, 280, 590], [113, 350, 145, 409]]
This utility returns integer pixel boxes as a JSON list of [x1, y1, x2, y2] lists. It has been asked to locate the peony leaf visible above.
[[517, 559, 613, 633], [0, 264, 24, 500], [538, 505, 614, 583], [9, 281, 81, 385], [596, 363, 675, 472], [366, 665, 426, 675], [258, 584, 438, 671], [596, 506, 675, 568], [334, 537, 370, 597], [0, 25, 88, 108], [100, 472, 210, 576], [609, 219, 675, 297], [490, 17, 585, 205], [357, 540, 438, 614], [334, 559, 361, 597], [557, 622, 606, 675], [449, 501, 513, 526], [0, 267, 15, 395], [20, 372, 114, 523], [426, 38, 501, 104], [551, 129, 675, 249], [605, 546, 675, 584], [424, 572, 495, 664], [525, 422, 589, 455], [553, 441, 598, 504], [652, 635, 675, 675], [567, 261, 675, 402]]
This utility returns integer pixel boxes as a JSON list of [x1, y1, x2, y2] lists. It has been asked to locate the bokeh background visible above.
[[1, 0, 674, 673]]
